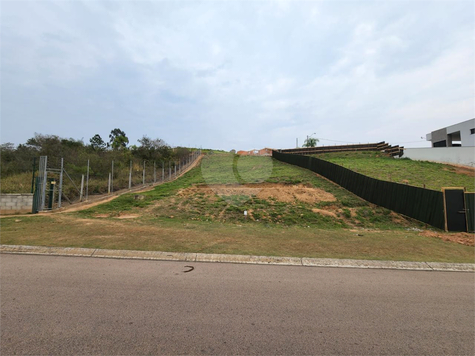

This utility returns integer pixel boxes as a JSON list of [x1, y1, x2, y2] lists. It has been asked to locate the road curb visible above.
[[1, 244, 474, 272]]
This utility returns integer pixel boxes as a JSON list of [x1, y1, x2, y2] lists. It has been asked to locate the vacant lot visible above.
[[2, 154, 474, 263], [78, 154, 423, 230]]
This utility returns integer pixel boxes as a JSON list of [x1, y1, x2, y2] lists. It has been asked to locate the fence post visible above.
[[162, 161, 164, 182], [143, 161, 145, 186], [31, 157, 36, 194], [154, 162, 156, 183], [58, 158, 63, 208], [169, 161, 171, 180], [174, 162, 177, 178], [39, 156, 47, 211], [86, 159, 90, 201], [108, 173, 111, 194], [111, 160, 114, 193], [80, 175, 84, 201], [129, 160, 132, 189]]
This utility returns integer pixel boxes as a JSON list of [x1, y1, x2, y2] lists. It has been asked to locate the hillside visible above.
[[81, 153, 423, 230], [315, 151, 475, 192], [3, 153, 474, 263]]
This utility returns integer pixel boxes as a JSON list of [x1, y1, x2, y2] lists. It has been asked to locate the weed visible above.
[[342, 208, 352, 219]]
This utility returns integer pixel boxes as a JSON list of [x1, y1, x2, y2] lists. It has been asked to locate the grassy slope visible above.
[[2, 153, 473, 262], [79, 154, 419, 230], [316, 151, 475, 192]]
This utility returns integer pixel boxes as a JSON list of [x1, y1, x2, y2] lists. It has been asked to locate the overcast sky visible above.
[[1, 0, 473, 150]]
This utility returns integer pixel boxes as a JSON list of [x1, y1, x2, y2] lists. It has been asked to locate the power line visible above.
[[316, 138, 360, 144], [397, 140, 428, 144]]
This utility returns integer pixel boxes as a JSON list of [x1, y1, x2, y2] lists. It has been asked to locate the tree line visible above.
[[1, 129, 193, 178]]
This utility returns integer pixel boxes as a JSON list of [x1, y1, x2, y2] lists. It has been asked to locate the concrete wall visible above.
[[401, 147, 475, 167], [0, 194, 33, 211]]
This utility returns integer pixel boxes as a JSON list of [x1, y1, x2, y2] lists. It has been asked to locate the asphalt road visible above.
[[1, 254, 474, 355]]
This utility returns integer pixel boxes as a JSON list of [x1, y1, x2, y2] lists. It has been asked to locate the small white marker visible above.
[[244, 210, 248, 216]]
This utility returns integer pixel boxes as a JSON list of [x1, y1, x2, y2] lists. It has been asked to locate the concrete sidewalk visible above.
[[1, 244, 473, 272]]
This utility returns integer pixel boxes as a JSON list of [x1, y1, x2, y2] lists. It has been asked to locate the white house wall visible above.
[[446, 119, 475, 147], [400, 147, 475, 167]]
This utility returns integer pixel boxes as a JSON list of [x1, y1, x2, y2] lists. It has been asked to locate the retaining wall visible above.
[[0, 194, 33, 211]]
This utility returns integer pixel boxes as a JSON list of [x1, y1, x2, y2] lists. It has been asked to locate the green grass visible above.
[[1, 215, 473, 263], [316, 151, 475, 192], [4, 153, 472, 263], [78, 163, 205, 216], [79, 154, 420, 230]]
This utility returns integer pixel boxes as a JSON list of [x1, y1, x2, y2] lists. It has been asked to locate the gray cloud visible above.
[[1, 0, 473, 150]]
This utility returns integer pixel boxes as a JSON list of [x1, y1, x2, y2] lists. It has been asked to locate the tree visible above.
[[89, 134, 106, 151], [0, 143, 16, 164], [133, 135, 172, 161], [26, 133, 63, 156], [109, 128, 129, 150], [174, 147, 191, 160], [303, 137, 319, 148]]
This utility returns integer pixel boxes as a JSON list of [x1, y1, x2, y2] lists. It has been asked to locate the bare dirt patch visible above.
[[178, 183, 336, 204], [116, 214, 140, 219], [444, 164, 475, 177], [0, 209, 31, 216], [312, 208, 338, 218], [390, 212, 413, 226], [419, 230, 474, 246]]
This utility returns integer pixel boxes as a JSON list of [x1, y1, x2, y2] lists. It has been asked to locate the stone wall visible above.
[[0, 194, 33, 211]]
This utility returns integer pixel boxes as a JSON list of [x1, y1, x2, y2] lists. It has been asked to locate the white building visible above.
[[426, 118, 475, 147], [401, 118, 475, 166]]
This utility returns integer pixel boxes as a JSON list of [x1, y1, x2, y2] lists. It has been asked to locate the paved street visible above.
[[1, 254, 474, 355]]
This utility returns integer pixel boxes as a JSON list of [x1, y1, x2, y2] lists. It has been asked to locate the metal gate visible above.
[[465, 192, 474, 233], [32, 156, 64, 213], [442, 188, 467, 232]]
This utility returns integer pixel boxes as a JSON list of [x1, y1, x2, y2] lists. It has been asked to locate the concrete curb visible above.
[[1, 245, 474, 272]]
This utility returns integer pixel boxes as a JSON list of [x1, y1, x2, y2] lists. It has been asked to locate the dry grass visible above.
[[1, 172, 34, 194], [1, 214, 474, 263]]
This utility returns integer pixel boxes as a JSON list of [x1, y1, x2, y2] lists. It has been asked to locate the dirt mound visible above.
[[419, 230, 474, 246], [178, 183, 336, 204]]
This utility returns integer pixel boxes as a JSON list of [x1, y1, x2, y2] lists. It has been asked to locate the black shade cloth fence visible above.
[[465, 193, 474, 232], [272, 150, 445, 230]]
